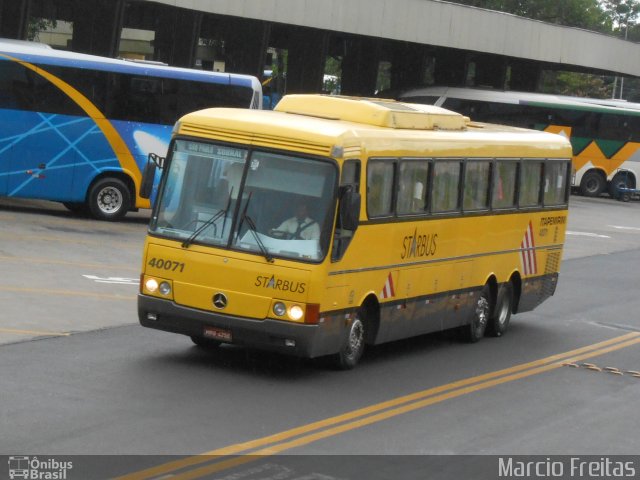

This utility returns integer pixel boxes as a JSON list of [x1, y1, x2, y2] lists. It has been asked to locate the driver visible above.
[[271, 203, 320, 240]]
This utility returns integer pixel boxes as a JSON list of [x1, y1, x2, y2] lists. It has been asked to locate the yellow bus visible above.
[[137, 95, 572, 369]]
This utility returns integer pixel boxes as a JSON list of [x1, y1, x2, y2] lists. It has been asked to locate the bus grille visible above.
[[545, 251, 561, 274], [180, 123, 333, 156]]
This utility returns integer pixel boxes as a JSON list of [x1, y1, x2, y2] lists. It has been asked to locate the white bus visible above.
[[397, 86, 640, 198]]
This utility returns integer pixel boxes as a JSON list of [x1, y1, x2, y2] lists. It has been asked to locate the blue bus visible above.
[[0, 39, 262, 220]]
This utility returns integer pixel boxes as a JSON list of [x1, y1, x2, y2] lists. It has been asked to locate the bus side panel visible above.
[[111, 121, 173, 208], [2, 109, 82, 201], [71, 120, 171, 208]]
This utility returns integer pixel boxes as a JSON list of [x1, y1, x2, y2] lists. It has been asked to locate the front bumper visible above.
[[138, 294, 344, 358]]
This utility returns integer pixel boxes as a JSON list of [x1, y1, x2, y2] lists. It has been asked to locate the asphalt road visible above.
[[1, 196, 639, 479]]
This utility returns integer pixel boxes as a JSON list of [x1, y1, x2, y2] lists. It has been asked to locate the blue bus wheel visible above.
[[88, 177, 131, 221]]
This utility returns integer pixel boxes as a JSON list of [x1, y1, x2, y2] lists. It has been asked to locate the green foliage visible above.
[[27, 18, 58, 42], [454, 0, 619, 32], [539, 71, 612, 98]]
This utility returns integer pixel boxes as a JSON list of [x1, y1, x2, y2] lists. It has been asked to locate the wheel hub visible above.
[[98, 187, 122, 213]]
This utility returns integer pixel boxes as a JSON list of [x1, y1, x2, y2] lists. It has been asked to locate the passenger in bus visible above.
[[270, 203, 320, 240]]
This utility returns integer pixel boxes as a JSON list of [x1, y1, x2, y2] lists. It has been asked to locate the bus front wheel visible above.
[[332, 311, 366, 369], [463, 285, 490, 343], [609, 172, 635, 198], [88, 177, 131, 221], [486, 283, 513, 337]]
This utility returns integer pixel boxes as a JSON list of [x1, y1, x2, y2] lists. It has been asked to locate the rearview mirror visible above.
[[339, 185, 361, 232], [140, 153, 164, 199]]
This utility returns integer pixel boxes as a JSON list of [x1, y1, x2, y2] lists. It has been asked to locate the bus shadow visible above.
[[0, 198, 150, 225], [144, 329, 476, 379], [138, 321, 543, 380]]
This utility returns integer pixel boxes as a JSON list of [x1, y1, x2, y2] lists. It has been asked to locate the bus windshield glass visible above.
[[150, 140, 337, 261]]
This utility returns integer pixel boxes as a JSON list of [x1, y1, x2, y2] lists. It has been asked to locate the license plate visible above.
[[203, 326, 232, 342]]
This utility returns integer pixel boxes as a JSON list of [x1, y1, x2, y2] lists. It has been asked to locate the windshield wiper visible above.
[[235, 192, 273, 263], [182, 187, 234, 248], [243, 213, 274, 263]]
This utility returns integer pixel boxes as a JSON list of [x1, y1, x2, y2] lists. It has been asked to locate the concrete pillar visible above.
[[341, 36, 380, 96], [71, 0, 124, 57], [0, 0, 30, 40], [153, 7, 202, 67], [471, 54, 507, 89], [222, 17, 270, 78], [286, 27, 329, 93], [390, 42, 427, 92], [433, 48, 467, 86], [508, 59, 541, 91]]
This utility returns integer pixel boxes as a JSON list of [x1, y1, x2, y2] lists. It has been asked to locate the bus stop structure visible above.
[[1, 0, 639, 97]]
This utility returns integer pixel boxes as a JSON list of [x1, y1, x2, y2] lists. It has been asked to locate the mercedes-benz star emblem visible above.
[[212, 293, 228, 309]]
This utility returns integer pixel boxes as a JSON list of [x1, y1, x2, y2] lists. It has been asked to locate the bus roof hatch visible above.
[[274, 94, 468, 131]]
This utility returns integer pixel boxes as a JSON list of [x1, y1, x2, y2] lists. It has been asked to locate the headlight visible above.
[[159, 282, 172, 296], [273, 302, 286, 316], [289, 305, 304, 321], [145, 278, 159, 293]]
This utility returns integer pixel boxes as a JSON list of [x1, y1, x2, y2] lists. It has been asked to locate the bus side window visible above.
[[543, 160, 569, 206], [333, 160, 361, 261], [397, 159, 429, 215], [432, 160, 462, 213], [367, 159, 395, 218], [519, 160, 543, 207], [462, 160, 491, 211], [492, 160, 518, 209]]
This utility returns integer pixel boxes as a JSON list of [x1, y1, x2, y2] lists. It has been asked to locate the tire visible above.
[[332, 310, 366, 370], [579, 171, 605, 197], [609, 172, 635, 198], [191, 335, 221, 349], [463, 285, 491, 343], [87, 177, 131, 221], [486, 283, 513, 337]]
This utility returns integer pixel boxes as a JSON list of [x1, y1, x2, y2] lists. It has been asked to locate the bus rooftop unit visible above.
[[138, 94, 572, 369]]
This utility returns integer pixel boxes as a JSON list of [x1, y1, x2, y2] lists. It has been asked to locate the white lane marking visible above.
[[83, 275, 138, 285], [566, 231, 611, 239], [608, 225, 640, 232]]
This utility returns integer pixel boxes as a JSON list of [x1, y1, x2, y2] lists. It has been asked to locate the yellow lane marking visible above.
[[166, 336, 640, 480], [116, 332, 640, 480], [0, 328, 70, 337], [0, 286, 135, 301], [0, 255, 138, 272]]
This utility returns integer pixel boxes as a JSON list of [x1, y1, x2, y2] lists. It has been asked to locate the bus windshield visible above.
[[151, 139, 337, 261]]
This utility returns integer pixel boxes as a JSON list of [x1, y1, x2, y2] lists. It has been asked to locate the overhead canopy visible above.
[[147, 0, 640, 77]]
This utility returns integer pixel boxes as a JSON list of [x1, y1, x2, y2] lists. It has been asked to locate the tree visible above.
[[454, 0, 610, 32], [601, 0, 640, 35]]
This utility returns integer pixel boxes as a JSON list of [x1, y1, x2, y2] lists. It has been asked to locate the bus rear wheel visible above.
[[88, 177, 131, 221], [579, 171, 605, 197], [463, 285, 490, 343], [332, 311, 365, 369], [486, 283, 513, 337]]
